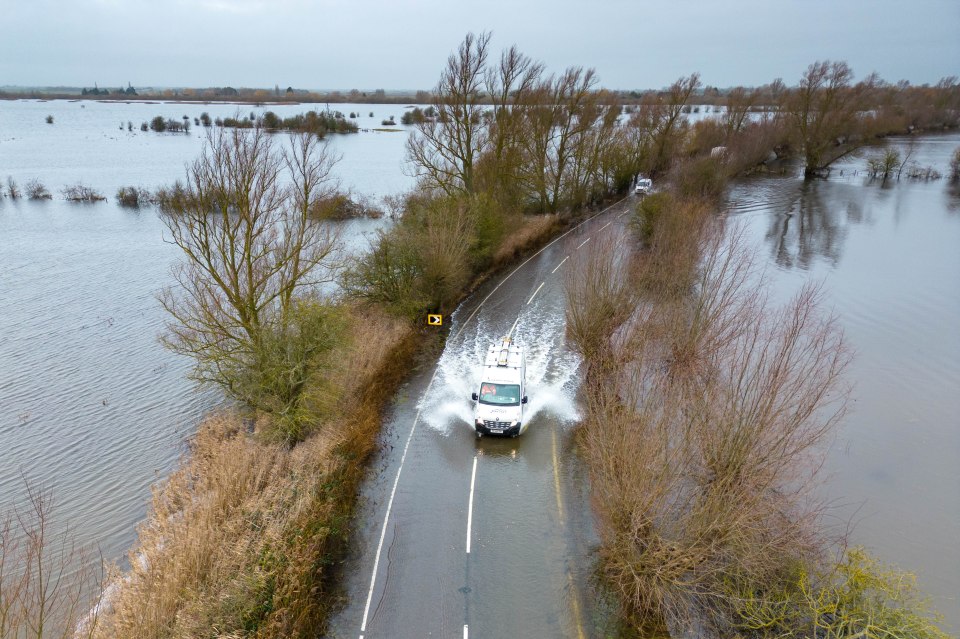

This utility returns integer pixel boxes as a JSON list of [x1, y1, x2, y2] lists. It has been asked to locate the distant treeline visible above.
[[0, 86, 430, 104]]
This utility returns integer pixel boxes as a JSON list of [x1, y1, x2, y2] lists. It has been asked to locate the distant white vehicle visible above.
[[635, 177, 653, 195], [471, 337, 528, 437]]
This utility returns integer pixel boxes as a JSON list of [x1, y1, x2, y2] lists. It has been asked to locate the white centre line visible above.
[[551, 255, 569, 274], [354, 195, 628, 638], [464, 625, 469, 639], [526, 282, 545, 305], [599, 220, 612, 231], [576, 237, 591, 249], [466, 456, 478, 553]]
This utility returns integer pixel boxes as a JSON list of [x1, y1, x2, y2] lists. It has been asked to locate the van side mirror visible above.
[[471, 393, 478, 401], [521, 395, 528, 404]]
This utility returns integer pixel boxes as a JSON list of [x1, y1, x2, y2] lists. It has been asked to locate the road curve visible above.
[[326, 198, 635, 639]]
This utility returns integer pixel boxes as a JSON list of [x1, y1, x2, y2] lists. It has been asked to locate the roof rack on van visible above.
[[496, 336, 512, 366]]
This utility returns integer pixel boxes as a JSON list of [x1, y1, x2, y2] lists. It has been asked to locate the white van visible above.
[[471, 337, 528, 437], [635, 177, 653, 195]]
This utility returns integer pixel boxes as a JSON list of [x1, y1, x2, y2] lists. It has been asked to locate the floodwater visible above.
[[727, 133, 960, 627], [1, 96, 957, 633], [0, 99, 415, 582]]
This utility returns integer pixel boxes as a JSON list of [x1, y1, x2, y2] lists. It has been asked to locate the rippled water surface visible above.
[[727, 134, 960, 625], [0, 99, 413, 578]]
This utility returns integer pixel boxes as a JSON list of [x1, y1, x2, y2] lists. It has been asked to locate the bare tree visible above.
[[479, 45, 544, 205], [159, 128, 340, 423], [1, 481, 103, 639], [406, 32, 492, 195], [781, 60, 871, 178], [723, 85, 762, 135], [517, 67, 602, 212], [628, 73, 701, 177]]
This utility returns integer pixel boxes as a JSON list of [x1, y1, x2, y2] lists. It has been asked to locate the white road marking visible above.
[[466, 456, 478, 553], [526, 282, 545, 305], [576, 238, 591, 249], [354, 195, 628, 637], [450, 196, 628, 341], [599, 220, 612, 231], [551, 255, 569, 274], [359, 370, 440, 633], [464, 625, 469, 639]]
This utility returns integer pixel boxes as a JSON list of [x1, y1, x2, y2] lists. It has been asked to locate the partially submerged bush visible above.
[[115, 186, 153, 207], [25, 178, 52, 200], [309, 193, 383, 220], [6, 176, 20, 199], [62, 183, 106, 202], [950, 146, 960, 182], [866, 148, 902, 180]]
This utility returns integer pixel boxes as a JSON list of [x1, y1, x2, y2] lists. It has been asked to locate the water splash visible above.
[[420, 311, 582, 434]]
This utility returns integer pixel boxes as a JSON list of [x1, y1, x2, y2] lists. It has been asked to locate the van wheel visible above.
[[476, 431, 482, 439]]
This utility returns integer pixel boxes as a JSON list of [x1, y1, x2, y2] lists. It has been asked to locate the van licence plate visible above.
[[490, 428, 503, 434]]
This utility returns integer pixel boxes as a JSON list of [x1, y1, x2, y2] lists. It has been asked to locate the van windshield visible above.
[[478, 383, 521, 406]]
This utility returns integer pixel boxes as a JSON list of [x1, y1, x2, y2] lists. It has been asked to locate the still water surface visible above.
[[727, 134, 960, 625], [1, 100, 957, 628]]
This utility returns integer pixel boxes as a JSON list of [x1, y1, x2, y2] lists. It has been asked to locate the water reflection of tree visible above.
[[764, 181, 866, 270]]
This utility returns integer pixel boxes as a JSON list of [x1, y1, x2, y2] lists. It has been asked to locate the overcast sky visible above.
[[2, 0, 957, 90]]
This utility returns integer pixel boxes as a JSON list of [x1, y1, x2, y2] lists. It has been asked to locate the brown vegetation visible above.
[[567, 162, 948, 637], [25, 179, 52, 200], [61, 184, 106, 202], [91, 306, 415, 638]]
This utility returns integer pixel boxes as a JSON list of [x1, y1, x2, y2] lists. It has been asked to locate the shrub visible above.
[[116, 186, 152, 207], [45, 114, 53, 124], [140, 121, 148, 131], [728, 547, 950, 639], [25, 179, 52, 200], [199, 112, 212, 127], [631, 191, 673, 245], [149, 115, 166, 132], [62, 183, 106, 202], [342, 195, 473, 319], [671, 155, 729, 200], [866, 148, 902, 180], [949, 146, 960, 182], [6, 176, 21, 199], [903, 163, 943, 180], [401, 107, 426, 125], [381, 116, 396, 126]]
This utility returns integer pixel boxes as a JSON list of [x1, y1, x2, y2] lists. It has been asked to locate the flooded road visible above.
[[327, 199, 632, 639]]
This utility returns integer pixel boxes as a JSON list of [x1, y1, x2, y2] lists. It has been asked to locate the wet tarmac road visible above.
[[326, 197, 634, 639]]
